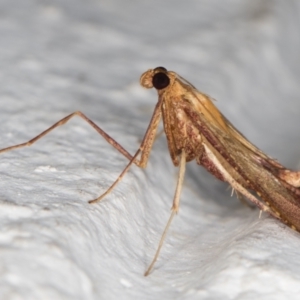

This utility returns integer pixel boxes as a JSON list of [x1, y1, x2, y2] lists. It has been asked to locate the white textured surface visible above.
[[0, 1, 300, 299]]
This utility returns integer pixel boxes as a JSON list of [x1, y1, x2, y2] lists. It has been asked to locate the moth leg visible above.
[[1, 98, 163, 203], [90, 99, 163, 203], [137, 128, 163, 144], [144, 149, 186, 276], [0, 111, 134, 162], [137, 99, 163, 168], [0, 105, 162, 169]]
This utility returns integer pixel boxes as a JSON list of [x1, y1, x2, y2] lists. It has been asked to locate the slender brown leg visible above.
[[0, 98, 164, 202], [144, 149, 186, 276], [0, 111, 133, 161], [88, 98, 164, 202]]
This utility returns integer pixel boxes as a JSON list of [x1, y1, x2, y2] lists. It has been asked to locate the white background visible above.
[[0, 1, 300, 299]]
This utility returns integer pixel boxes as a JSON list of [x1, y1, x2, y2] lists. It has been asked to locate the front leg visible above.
[[90, 97, 163, 203]]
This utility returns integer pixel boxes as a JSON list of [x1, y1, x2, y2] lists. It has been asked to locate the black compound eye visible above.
[[152, 72, 170, 90]]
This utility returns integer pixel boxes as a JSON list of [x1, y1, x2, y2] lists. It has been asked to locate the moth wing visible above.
[[224, 115, 284, 169], [182, 102, 300, 229], [185, 84, 285, 172]]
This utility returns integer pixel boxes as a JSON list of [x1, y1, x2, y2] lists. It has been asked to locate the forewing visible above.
[[182, 102, 300, 230]]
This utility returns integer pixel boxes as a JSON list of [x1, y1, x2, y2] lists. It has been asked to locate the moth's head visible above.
[[140, 67, 174, 92]]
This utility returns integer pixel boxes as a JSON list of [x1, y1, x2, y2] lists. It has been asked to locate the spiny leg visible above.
[[144, 149, 186, 276]]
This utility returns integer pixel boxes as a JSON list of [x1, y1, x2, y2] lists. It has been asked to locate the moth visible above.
[[1, 67, 300, 276]]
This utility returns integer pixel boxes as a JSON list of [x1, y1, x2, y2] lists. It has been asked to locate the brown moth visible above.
[[1, 66, 300, 276]]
